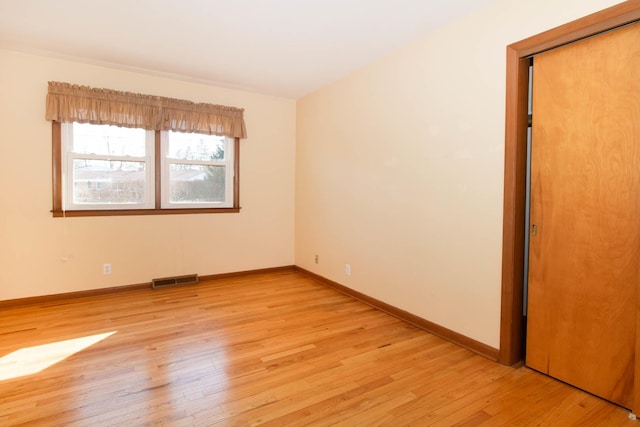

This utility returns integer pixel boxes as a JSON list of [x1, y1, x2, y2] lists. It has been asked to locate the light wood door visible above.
[[526, 22, 640, 409]]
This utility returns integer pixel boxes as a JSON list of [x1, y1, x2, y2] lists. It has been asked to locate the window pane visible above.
[[72, 123, 146, 157], [72, 159, 147, 204], [169, 164, 225, 203], [167, 131, 225, 161]]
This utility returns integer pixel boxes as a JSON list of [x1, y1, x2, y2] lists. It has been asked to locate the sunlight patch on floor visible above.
[[0, 331, 116, 381]]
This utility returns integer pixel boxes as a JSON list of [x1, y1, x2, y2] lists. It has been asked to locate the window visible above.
[[53, 122, 240, 216], [46, 81, 246, 217], [162, 131, 234, 208], [63, 123, 155, 210]]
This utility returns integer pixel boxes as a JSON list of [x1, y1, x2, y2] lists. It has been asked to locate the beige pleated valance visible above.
[[45, 81, 247, 139]]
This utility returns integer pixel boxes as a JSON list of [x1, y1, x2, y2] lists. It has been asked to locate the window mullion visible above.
[[155, 130, 161, 209], [233, 137, 240, 209]]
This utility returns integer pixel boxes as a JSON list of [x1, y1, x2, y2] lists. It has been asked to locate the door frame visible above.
[[499, 0, 640, 366]]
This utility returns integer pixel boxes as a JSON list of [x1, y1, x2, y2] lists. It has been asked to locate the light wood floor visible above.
[[0, 271, 635, 426]]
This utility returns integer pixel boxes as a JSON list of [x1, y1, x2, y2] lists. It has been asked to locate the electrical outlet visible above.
[[314, 254, 319, 264], [103, 263, 112, 275], [345, 264, 351, 276]]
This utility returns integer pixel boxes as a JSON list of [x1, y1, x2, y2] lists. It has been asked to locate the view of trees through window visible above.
[[165, 131, 227, 204]]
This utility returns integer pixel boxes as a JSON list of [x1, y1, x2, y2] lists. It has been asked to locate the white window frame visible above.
[[160, 131, 235, 209], [61, 123, 155, 210]]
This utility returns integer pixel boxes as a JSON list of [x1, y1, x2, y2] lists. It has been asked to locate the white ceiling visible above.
[[0, 0, 493, 98]]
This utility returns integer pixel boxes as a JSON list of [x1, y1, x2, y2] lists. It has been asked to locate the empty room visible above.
[[1, 0, 639, 425]]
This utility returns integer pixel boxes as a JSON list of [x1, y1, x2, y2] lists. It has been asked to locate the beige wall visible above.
[[0, 49, 296, 300], [295, 0, 622, 348], [0, 0, 624, 347]]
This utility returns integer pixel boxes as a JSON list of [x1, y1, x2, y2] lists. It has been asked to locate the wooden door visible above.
[[526, 22, 640, 409]]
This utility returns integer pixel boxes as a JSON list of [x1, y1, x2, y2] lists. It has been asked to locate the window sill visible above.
[[51, 207, 241, 217]]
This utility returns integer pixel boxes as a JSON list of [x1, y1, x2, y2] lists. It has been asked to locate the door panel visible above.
[[526, 23, 640, 409]]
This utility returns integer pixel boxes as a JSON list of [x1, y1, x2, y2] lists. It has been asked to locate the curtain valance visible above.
[[45, 81, 247, 139]]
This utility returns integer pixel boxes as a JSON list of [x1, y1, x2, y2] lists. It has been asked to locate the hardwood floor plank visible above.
[[0, 271, 635, 426]]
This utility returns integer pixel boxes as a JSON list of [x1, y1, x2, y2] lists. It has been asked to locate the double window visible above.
[[57, 123, 237, 214], [47, 83, 244, 216]]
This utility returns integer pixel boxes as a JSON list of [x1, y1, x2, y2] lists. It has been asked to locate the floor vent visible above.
[[152, 274, 199, 289]]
